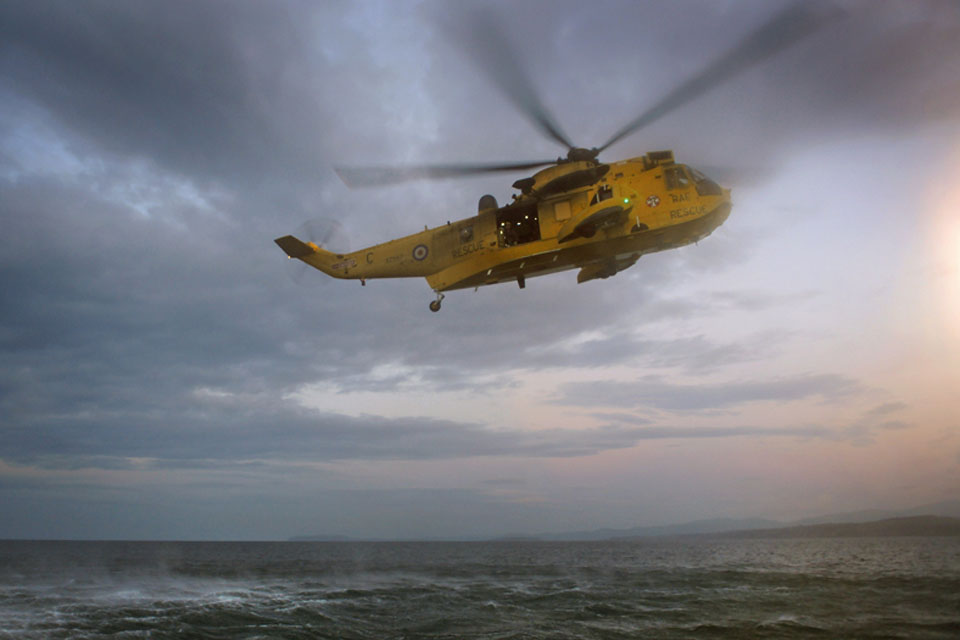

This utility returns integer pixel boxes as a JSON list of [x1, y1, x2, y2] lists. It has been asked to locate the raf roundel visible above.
[[412, 244, 429, 261], [646, 195, 660, 208]]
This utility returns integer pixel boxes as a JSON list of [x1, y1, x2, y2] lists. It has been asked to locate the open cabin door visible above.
[[496, 201, 541, 247]]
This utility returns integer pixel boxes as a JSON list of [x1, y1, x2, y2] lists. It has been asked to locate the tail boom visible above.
[[274, 235, 356, 279]]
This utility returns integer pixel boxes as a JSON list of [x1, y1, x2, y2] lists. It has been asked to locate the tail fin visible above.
[[275, 234, 354, 279], [274, 235, 316, 259]]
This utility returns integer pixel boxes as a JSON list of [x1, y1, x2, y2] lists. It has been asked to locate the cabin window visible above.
[[664, 167, 690, 190], [497, 203, 540, 247], [589, 184, 613, 205]]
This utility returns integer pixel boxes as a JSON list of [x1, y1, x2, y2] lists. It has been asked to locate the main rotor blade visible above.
[[599, 1, 842, 153], [335, 160, 556, 188], [445, 8, 576, 151]]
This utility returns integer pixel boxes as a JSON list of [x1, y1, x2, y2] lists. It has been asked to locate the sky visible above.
[[1, 0, 959, 541]]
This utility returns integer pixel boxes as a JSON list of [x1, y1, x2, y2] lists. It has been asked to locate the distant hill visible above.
[[792, 500, 960, 526], [534, 501, 960, 542], [540, 517, 781, 541], [710, 515, 960, 539], [287, 502, 960, 542]]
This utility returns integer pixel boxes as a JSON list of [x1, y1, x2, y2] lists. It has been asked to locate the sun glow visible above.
[[943, 181, 960, 320], [923, 143, 960, 341]]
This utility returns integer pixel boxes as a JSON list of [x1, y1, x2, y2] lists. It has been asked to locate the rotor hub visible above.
[[565, 147, 600, 163]]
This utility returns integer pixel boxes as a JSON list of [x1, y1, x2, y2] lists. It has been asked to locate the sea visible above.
[[1, 537, 958, 639]]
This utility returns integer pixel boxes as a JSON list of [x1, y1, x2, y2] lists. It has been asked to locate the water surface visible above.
[[2, 537, 958, 639]]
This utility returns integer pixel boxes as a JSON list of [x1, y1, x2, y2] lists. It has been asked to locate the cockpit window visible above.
[[664, 167, 690, 190], [590, 184, 613, 205], [687, 166, 723, 196]]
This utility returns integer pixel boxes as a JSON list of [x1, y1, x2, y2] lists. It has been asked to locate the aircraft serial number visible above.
[[332, 258, 357, 270]]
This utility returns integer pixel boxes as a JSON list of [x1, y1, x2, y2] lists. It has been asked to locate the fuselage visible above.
[[286, 151, 731, 292]]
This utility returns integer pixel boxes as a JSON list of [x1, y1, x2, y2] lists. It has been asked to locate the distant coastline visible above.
[[701, 515, 960, 540], [288, 515, 960, 543]]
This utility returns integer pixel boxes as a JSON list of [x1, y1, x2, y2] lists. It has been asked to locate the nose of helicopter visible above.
[[717, 188, 732, 223], [684, 165, 731, 219]]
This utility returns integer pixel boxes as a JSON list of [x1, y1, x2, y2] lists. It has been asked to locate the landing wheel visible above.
[[429, 300, 441, 312]]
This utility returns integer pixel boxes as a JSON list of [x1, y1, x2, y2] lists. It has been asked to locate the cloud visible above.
[[623, 424, 831, 440], [2, 373, 844, 470], [519, 331, 766, 373], [4, 1, 958, 190], [0, 404, 654, 467], [428, 0, 960, 178], [0, 161, 792, 483], [0, 1, 365, 188], [480, 477, 528, 488], [842, 402, 912, 443], [589, 412, 653, 426], [0, 164, 865, 478], [0, 166, 783, 409], [2, 412, 837, 475], [1, 0, 955, 538], [864, 402, 909, 419], [555, 373, 861, 411]]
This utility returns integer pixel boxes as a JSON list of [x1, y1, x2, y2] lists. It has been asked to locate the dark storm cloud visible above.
[[422, 0, 960, 177], [555, 373, 861, 411], [0, 398, 701, 466], [0, 0, 357, 188], [0, 168, 774, 476], [1, 0, 954, 491], [0, 175, 307, 386], [4, 0, 957, 193], [3, 394, 836, 471], [671, 0, 960, 168]]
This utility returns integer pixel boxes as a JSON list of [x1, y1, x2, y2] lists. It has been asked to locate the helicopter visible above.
[[275, 2, 837, 312]]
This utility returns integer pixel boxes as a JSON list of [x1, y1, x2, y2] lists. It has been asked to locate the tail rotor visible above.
[[284, 218, 351, 286]]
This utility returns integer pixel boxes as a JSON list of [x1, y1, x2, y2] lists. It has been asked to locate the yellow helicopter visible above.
[[275, 2, 834, 312]]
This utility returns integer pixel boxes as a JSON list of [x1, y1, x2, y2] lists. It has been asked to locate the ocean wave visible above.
[[1, 538, 958, 639]]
